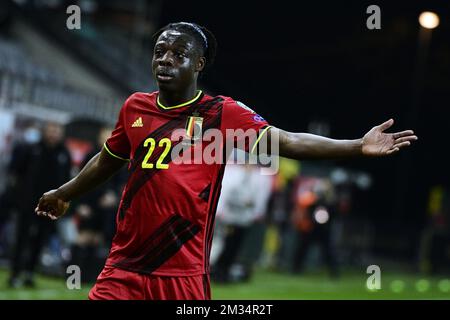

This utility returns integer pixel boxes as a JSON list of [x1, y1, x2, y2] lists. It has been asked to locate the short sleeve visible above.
[[222, 99, 271, 153], [104, 99, 131, 161]]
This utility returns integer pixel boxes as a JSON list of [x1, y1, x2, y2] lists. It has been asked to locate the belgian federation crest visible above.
[[185, 115, 203, 142]]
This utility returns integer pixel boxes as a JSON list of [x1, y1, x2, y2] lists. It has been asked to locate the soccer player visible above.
[[35, 22, 417, 300]]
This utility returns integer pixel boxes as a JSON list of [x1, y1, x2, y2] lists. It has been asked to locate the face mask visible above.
[[24, 128, 41, 144]]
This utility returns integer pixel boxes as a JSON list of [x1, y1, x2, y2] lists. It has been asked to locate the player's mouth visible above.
[[156, 70, 175, 82]]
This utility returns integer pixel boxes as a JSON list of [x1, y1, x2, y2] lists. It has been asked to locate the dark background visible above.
[[1, 0, 448, 262], [160, 1, 450, 236]]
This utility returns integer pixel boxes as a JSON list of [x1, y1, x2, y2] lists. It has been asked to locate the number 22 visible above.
[[141, 137, 171, 169]]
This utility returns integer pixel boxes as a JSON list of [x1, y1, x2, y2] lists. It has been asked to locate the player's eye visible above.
[[176, 52, 186, 59]]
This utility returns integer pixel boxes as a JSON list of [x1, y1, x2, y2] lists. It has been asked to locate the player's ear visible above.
[[196, 56, 206, 72]]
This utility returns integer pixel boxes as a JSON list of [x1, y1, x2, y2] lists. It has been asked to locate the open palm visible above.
[[362, 119, 418, 156]]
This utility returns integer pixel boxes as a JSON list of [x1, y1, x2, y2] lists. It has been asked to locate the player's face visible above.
[[43, 122, 64, 147], [152, 30, 204, 92]]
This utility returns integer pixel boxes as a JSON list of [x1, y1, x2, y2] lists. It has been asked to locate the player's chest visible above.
[[125, 107, 223, 161], [127, 110, 198, 141]]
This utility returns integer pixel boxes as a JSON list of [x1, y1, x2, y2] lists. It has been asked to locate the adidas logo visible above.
[[132, 117, 143, 127]]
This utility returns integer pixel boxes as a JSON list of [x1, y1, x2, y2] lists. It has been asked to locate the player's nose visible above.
[[158, 52, 174, 66]]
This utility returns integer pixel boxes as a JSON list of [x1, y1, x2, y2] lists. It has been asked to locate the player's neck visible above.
[[158, 86, 199, 108]]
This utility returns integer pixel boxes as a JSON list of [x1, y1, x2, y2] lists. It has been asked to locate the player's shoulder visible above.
[[122, 91, 156, 109], [211, 95, 257, 114]]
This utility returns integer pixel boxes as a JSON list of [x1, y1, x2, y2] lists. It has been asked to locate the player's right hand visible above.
[[35, 189, 70, 220]]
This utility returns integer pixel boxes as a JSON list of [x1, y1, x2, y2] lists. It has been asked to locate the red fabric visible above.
[[89, 265, 211, 300], [104, 92, 269, 276], [220, 97, 269, 153]]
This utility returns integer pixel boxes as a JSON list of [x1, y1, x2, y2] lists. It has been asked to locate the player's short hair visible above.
[[152, 22, 218, 74]]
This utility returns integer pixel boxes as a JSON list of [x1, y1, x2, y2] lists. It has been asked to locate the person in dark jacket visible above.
[[8, 121, 71, 288], [69, 126, 126, 282]]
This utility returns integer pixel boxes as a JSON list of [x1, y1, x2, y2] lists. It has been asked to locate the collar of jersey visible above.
[[157, 90, 203, 110]]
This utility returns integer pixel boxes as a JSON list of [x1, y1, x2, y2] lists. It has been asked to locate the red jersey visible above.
[[104, 90, 270, 276]]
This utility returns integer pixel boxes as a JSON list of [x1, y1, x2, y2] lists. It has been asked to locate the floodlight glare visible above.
[[419, 11, 440, 29]]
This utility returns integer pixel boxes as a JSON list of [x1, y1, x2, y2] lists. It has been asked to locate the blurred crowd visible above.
[[210, 157, 362, 283], [0, 120, 128, 287], [0, 0, 447, 291], [0, 120, 448, 289]]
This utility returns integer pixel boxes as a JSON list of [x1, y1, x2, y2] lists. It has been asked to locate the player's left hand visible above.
[[362, 119, 418, 156]]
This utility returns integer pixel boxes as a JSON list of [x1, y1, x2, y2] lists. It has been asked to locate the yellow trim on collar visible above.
[[157, 90, 203, 110]]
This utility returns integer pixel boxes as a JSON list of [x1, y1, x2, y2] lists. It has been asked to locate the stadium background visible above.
[[0, 0, 448, 299]]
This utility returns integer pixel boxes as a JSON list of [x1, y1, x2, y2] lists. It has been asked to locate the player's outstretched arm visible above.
[[274, 119, 418, 160], [35, 147, 126, 220]]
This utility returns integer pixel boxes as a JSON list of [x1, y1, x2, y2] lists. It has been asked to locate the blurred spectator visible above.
[[0, 122, 41, 256], [68, 126, 125, 282], [8, 121, 71, 288], [266, 158, 300, 271], [418, 185, 450, 275], [291, 177, 339, 278], [211, 162, 272, 283]]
